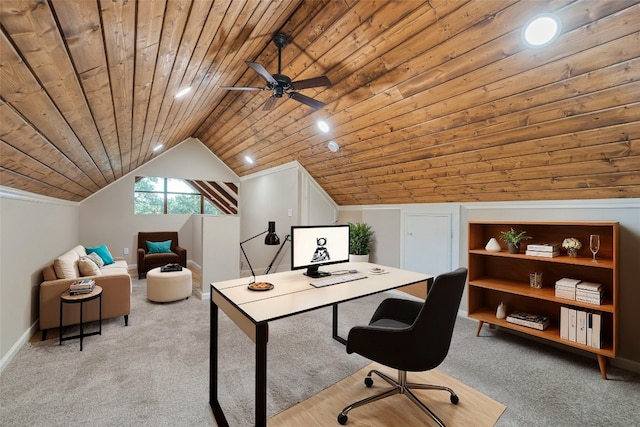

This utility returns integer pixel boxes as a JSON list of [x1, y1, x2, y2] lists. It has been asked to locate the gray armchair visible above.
[[338, 267, 468, 426]]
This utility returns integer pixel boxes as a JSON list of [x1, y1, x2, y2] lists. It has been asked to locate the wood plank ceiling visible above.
[[1, 0, 639, 204]]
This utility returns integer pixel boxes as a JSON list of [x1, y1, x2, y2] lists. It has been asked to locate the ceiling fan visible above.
[[221, 33, 331, 111]]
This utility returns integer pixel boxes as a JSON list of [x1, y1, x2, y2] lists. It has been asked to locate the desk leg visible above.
[[332, 304, 347, 345], [255, 322, 268, 427], [209, 298, 229, 427]]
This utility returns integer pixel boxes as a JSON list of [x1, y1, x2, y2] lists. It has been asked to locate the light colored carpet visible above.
[[269, 362, 505, 426]]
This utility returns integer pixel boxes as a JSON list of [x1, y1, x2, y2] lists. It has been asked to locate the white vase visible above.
[[485, 237, 501, 252], [496, 302, 506, 319], [349, 254, 369, 263]]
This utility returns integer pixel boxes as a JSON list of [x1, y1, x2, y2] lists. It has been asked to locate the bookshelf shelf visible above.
[[468, 221, 618, 379]]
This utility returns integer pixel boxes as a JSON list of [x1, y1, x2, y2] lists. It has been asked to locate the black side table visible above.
[[59, 285, 102, 351]]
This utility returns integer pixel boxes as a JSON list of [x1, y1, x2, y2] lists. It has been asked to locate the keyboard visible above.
[[310, 273, 367, 288]]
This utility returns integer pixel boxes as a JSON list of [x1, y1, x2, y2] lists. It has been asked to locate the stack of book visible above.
[[69, 279, 95, 295], [525, 243, 560, 258], [576, 281, 605, 305], [560, 307, 602, 348], [506, 311, 551, 330], [555, 277, 581, 300]]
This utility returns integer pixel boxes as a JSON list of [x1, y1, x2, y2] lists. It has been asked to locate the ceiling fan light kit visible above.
[[222, 33, 331, 111]]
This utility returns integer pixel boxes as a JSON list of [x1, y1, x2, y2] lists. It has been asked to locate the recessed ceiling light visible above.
[[328, 140, 340, 152], [175, 87, 192, 98], [317, 120, 330, 133], [522, 14, 561, 48], [153, 144, 163, 152], [244, 155, 254, 165]]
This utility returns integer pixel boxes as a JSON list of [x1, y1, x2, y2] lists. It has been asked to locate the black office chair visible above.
[[337, 267, 468, 426]]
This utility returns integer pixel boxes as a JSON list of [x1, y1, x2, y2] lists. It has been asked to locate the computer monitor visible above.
[[290, 224, 350, 278]]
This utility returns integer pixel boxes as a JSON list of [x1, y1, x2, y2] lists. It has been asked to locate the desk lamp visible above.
[[240, 221, 280, 288]]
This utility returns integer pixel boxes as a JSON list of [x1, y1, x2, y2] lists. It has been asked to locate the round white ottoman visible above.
[[146, 267, 192, 302]]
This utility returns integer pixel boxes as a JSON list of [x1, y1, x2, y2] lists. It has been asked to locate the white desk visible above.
[[209, 262, 431, 427]]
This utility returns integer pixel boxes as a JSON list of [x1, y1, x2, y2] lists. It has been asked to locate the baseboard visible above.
[[0, 320, 38, 374]]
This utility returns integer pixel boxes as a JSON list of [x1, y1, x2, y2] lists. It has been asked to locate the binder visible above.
[[568, 309, 577, 342], [591, 313, 602, 349], [560, 306, 569, 340], [577, 310, 587, 345]]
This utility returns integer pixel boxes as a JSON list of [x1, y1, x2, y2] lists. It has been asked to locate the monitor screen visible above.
[[290, 225, 350, 278]]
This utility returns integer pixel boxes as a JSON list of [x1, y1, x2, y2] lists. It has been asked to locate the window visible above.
[[134, 177, 238, 215]]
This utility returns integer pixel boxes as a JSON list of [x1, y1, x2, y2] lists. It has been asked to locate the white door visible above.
[[404, 214, 452, 277]]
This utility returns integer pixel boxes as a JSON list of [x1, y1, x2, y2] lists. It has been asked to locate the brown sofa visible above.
[[137, 231, 187, 279], [39, 245, 131, 340]]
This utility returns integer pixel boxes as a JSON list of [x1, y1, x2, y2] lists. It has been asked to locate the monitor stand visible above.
[[304, 265, 331, 278]]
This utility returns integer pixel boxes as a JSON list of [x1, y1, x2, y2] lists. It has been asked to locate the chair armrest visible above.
[[370, 298, 423, 326], [137, 247, 146, 268], [174, 245, 187, 267]]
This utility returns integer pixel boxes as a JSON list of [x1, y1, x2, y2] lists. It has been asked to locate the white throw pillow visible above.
[[86, 252, 104, 268], [78, 257, 102, 277], [53, 250, 80, 279]]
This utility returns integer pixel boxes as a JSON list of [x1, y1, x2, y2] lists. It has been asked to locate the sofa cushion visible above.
[[53, 249, 80, 279], [78, 256, 102, 276], [72, 245, 87, 258], [86, 251, 104, 268], [86, 244, 115, 265], [147, 240, 173, 254]]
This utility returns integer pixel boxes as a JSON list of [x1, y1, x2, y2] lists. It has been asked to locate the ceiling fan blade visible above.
[[246, 61, 277, 85], [290, 75, 331, 90], [263, 96, 278, 111], [220, 86, 266, 91], [288, 92, 325, 110]]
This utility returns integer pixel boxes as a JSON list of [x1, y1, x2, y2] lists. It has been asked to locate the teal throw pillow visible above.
[[147, 240, 173, 254], [85, 244, 115, 265]]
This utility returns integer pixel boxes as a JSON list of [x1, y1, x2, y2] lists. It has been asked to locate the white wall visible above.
[[0, 189, 79, 368], [79, 138, 239, 267], [239, 161, 338, 275]]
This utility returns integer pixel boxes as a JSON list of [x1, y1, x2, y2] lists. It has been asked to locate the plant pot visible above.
[[507, 243, 519, 254], [349, 254, 369, 263]]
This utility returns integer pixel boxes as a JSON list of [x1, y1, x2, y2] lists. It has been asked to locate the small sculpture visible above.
[[485, 237, 501, 252], [496, 302, 506, 319]]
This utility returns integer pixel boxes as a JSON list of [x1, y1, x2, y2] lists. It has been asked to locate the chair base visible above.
[[338, 369, 458, 426]]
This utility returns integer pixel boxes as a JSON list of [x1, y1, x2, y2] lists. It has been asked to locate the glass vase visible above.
[[567, 248, 578, 258]]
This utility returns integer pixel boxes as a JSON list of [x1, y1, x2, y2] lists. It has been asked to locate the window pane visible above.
[[167, 194, 201, 214], [167, 178, 197, 193], [204, 199, 223, 215], [134, 192, 164, 214], [135, 176, 163, 192]]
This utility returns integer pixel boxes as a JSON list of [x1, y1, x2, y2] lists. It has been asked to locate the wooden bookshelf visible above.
[[468, 221, 618, 379]]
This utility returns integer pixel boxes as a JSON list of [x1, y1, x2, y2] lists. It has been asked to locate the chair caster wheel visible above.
[[337, 413, 348, 425], [451, 394, 459, 404], [364, 377, 373, 387]]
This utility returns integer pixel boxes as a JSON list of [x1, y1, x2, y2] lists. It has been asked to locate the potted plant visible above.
[[499, 227, 532, 254], [348, 222, 374, 262]]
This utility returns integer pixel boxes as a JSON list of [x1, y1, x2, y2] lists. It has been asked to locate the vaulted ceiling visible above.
[[1, 0, 639, 205]]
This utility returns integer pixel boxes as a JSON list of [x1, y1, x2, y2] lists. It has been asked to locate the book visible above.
[[71, 279, 95, 288], [506, 311, 551, 330], [525, 250, 560, 258], [577, 281, 603, 292], [555, 288, 576, 300], [556, 278, 581, 287], [587, 312, 593, 347], [526, 243, 559, 252]]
